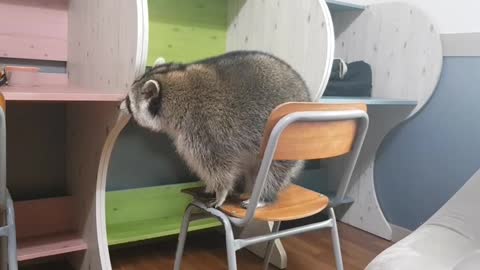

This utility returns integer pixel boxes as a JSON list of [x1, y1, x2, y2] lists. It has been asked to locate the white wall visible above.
[[344, 0, 480, 34]]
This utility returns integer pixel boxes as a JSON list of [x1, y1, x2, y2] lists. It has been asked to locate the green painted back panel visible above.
[[106, 181, 201, 225], [147, 0, 228, 65]]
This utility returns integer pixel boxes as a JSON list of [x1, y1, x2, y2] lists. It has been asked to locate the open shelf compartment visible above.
[[14, 196, 87, 261]]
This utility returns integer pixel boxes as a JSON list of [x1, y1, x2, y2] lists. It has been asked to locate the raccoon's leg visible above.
[[242, 160, 304, 208], [204, 167, 242, 208], [214, 189, 229, 208]]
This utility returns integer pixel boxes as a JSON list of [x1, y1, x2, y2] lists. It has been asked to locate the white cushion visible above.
[[367, 168, 480, 270], [453, 251, 480, 270]]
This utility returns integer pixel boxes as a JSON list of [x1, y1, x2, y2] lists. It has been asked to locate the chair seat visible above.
[[182, 185, 329, 222], [221, 184, 329, 222]]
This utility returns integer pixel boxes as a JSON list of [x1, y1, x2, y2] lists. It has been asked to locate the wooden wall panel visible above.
[[227, 0, 335, 101], [0, 0, 68, 61]]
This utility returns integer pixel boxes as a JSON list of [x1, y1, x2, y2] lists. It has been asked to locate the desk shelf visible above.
[[320, 96, 418, 106], [106, 182, 220, 246]]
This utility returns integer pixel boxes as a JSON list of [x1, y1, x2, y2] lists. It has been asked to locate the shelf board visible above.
[[326, 0, 365, 12], [0, 73, 126, 101], [1, 84, 126, 102], [320, 96, 418, 106], [17, 232, 87, 261]]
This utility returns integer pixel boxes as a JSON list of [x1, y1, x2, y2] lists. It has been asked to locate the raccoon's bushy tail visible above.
[[260, 160, 304, 203]]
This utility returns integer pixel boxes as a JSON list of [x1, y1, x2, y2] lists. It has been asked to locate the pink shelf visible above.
[[17, 232, 87, 261], [2, 84, 126, 101], [0, 73, 126, 101]]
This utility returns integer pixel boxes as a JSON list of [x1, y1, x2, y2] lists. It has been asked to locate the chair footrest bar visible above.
[[234, 219, 334, 250]]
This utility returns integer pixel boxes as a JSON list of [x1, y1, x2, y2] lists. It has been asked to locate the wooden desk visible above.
[[320, 97, 417, 240], [2, 79, 123, 265]]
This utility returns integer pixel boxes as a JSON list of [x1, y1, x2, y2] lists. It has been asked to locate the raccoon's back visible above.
[[200, 51, 311, 102], [196, 51, 311, 115], [185, 51, 311, 149]]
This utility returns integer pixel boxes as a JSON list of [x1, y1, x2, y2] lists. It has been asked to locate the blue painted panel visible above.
[[375, 57, 480, 230]]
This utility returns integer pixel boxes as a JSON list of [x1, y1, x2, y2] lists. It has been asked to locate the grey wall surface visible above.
[[106, 122, 198, 191]]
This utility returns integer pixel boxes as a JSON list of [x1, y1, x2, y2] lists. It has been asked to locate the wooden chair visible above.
[[0, 93, 18, 270], [174, 102, 369, 270]]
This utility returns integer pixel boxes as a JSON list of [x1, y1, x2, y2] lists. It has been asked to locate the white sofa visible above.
[[366, 168, 480, 270]]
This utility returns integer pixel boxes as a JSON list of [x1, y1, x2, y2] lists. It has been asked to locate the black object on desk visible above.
[[324, 60, 372, 97]]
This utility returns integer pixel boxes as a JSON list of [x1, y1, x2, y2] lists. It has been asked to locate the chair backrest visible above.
[[0, 93, 5, 112], [233, 101, 369, 227], [259, 102, 368, 161]]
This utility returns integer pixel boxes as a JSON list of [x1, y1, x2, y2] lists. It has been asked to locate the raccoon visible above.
[[120, 51, 311, 208]]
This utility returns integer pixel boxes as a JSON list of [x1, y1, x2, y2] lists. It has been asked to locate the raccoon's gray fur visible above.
[[121, 51, 311, 208]]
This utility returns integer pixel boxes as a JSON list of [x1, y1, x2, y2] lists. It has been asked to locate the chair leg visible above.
[[173, 204, 196, 270], [1, 235, 6, 270], [224, 220, 238, 270], [263, 221, 281, 270], [328, 207, 344, 270], [6, 193, 17, 270]]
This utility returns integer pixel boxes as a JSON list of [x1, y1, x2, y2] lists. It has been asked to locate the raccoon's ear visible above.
[[141, 79, 161, 99], [153, 57, 166, 67]]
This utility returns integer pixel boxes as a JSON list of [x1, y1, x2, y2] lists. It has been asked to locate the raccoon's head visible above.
[[121, 59, 188, 132], [120, 77, 163, 131]]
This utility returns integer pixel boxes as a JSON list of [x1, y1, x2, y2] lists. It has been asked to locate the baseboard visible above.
[[390, 223, 411, 242], [441, 33, 480, 56]]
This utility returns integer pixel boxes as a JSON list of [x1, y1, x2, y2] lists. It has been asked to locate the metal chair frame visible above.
[[174, 109, 369, 270]]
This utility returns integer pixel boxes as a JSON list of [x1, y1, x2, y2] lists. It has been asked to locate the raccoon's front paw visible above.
[[241, 199, 267, 209], [206, 199, 225, 209]]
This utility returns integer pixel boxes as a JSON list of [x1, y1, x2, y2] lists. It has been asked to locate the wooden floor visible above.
[[109, 222, 391, 270], [20, 222, 391, 270]]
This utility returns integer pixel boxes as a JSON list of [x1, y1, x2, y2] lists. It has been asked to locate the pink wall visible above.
[[0, 0, 68, 61]]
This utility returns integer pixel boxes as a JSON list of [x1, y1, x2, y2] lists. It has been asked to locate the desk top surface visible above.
[[319, 97, 418, 106]]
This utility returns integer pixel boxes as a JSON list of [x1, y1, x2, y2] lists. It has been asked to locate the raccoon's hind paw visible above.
[[206, 189, 229, 208], [205, 198, 218, 208], [241, 199, 267, 209]]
